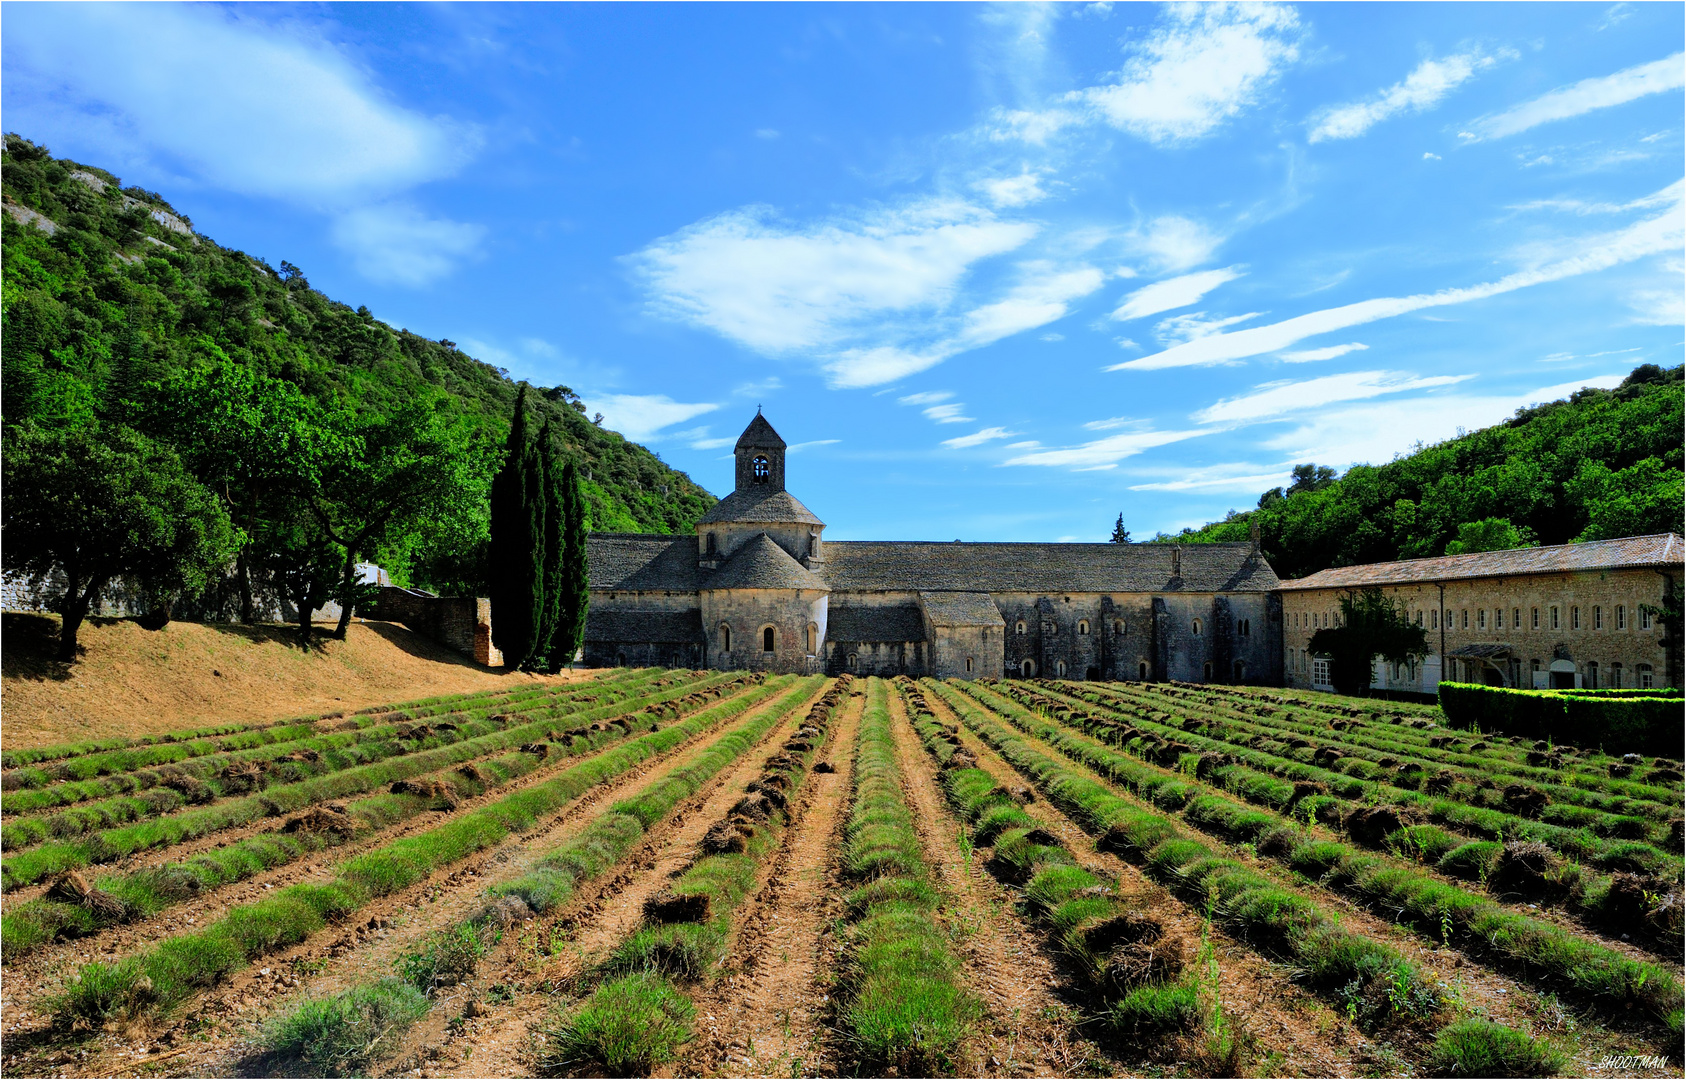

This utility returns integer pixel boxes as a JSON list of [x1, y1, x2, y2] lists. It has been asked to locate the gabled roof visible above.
[[587, 534, 702, 591], [705, 533, 828, 591], [823, 541, 1277, 593], [698, 488, 824, 526], [1279, 533, 1685, 591], [736, 413, 786, 450], [919, 591, 1004, 626], [828, 604, 926, 643]]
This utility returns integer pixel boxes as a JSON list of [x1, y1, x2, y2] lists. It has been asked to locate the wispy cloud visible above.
[[1131, 215, 1228, 273], [899, 390, 954, 406], [788, 439, 841, 452], [1308, 50, 1510, 142], [1280, 342, 1368, 362], [1467, 53, 1685, 140], [923, 403, 974, 424], [977, 170, 1048, 209], [1127, 463, 1294, 492], [942, 426, 1016, 448], [331, 204, 486, 287], [585, 394, 719, 442], [1003, 426, 1209, 469], [1155, 310, 1261, 346], [1114, 186, 1684, 370], [1193, 370, 1473, 424], [999, 3, 1303, 146], [1112, 266, 1245, 321]]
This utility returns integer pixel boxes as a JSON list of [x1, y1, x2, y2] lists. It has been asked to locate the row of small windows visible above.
[[1297, 604, 1651, 634], [1012, 617, 1250, 638], [718, 623, 820, 655]]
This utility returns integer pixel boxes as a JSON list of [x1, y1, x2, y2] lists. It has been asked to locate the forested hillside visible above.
[[1, 135, 714, 607], [1156, 364, 1684, 580]]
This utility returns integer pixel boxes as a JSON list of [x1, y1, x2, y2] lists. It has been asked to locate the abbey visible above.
[[584, 414, 1284, 682]]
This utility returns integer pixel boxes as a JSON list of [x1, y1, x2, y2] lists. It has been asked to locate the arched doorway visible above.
[[1055, 660, 1066, 677], [1138, 662, 1149, 681], [1021, 659, 1036, 677], [1548, 659, 1576, 689]]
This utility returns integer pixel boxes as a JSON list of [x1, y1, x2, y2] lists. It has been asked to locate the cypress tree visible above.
[[556, 458, 590, 668], [533, 419, 565, 670], [489, 384, 543, 668]]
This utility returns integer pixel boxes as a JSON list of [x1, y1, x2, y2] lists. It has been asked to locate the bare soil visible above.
[[2, 613, 572, 750]]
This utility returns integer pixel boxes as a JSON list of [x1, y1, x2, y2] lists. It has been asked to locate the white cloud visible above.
[[1112, 266, 1245, 321], [923, 403, 974, 424], [978, 170, 1048, 209], [631, 198, 1037, 355], [732, 376, 784, 398], [1423, 152, 1442, 160], [585, 394, 719, 442], [1280, 342, 1368, 362], [1003, 426, 1209, 469], [1128, 463, 1294, 492], [1114, 187, 1684, 370], [1074, 3, 1303, 145], [330, 204, 485, 287], [1083, 416, 1146, 432], [787, 439, 841, 452], [1468, 53, 1685, 140], [1308, 50, 1509, 143], [1193, 370, 1473, 425], [899, 391, 954, 406], [1261, 375, 1627, 465], [2, 3, 473, 205], [942, 426, 1016, 448], [1154, 310, 1261, 345], [955, 263, 1106, 347], [1134, 215, 1227, 273], [1041, 332, 1065, 342], [1510, 180, 1685, 216]]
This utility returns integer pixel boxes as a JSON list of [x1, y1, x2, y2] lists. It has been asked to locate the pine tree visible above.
[[1110, 513, 1131, 544], [556, 458, 590, 669], [489, 385, 544, 668], [533, 419, 565, 670]]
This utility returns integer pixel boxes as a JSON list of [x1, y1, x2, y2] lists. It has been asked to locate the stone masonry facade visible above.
[[585, 413, 1284, 682], [1281, 534, 1683, 694]]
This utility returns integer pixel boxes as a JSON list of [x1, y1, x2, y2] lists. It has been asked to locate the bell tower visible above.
[[734, 411, 786, 493]]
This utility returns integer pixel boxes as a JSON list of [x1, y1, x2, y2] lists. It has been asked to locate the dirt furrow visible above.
[[382, 677, 834, 1080], [667, 686, 867, 1078], [0, 683, 783, 1080], [942, 681, 1679, 1076]]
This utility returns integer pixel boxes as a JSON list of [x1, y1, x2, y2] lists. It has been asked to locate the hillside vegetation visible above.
[[1158, 365, 1684, 579], [1, 135, 713, 602]]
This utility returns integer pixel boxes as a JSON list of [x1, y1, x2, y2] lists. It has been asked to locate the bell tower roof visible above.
[[735, 412, 786, 450]]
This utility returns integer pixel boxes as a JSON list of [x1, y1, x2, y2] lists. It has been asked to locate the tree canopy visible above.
[[1307, 588, 1431, 697]]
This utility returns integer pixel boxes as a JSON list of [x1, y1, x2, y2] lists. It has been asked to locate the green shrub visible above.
[[1424, 1019, 1565, 1077], [1105, 980, 1204, 1037], [1438, 682, 1683, 757], [539, 971, 695, 1076], [262, 979, 430, 1078]]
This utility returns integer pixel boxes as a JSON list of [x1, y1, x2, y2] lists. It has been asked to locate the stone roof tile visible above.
[[918, 591, 1004, 626], [828, 604, 925, 643], [1279, 533, 1685, 591], [736, 413, 786, 449], [584, 608, 705, 644], [698, 488, 824, 526], [824, 541, 1276, 593], [587, 534, 701, 591], [704, 533, 828, 591]]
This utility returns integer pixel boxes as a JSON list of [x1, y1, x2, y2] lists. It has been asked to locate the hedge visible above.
[[1437, 683, 1683, 758]]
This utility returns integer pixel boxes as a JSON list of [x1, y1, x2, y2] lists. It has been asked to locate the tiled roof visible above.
[[919, 591, 1004, 626], [736, 413, 786, 450], [828, 604, 926, 643], [823, 541, 1277, 593], [704, 533, 828, 591], [698, 488, 824, 526], [587, 534, 703, 592], [1279, 533, 1685, 591], [584, 608, 705, 644]]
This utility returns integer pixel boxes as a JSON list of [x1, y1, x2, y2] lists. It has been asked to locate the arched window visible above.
[[762, 626, 776, 652], [1015, 620, 1026, 634], [706, 532, 717, 555], [1138, 661, 1149, 681], [1055, 660, 1067, 677], [1586, 661, 1598, 689], [1616, 605, 1627, 630], [1191, 618, 1203, 637], [1233, 660, 1245, 681], [806, 624, 818, 653], [965, 657, 974, 673], [1114, 620, 1124, 634], [1203, 661, 1214, 681], [752, 455, 770, 483], [1021, 659, 1036, 677], [1638, 663, 1654, 688], [1610, 662, 1623, 687], [848, 653, 858, 670], [1078, 620, 1090, 635], [720, 624, 731, 652]]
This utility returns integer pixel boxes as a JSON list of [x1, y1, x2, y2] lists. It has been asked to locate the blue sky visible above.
[[5, 2, 1682, 542]]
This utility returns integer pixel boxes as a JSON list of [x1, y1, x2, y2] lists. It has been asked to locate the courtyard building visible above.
[[585, 414, 1283, 681], [1279, 534, 1684, 694]]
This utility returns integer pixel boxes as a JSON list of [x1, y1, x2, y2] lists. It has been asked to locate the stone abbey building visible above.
[[585, 414, 1283, 681]]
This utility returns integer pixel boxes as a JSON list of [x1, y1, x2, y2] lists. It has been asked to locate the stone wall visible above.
[[368, 587, 502, 668], [994, 591, 1278, 683], [1282, 566, 1678, 693]]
